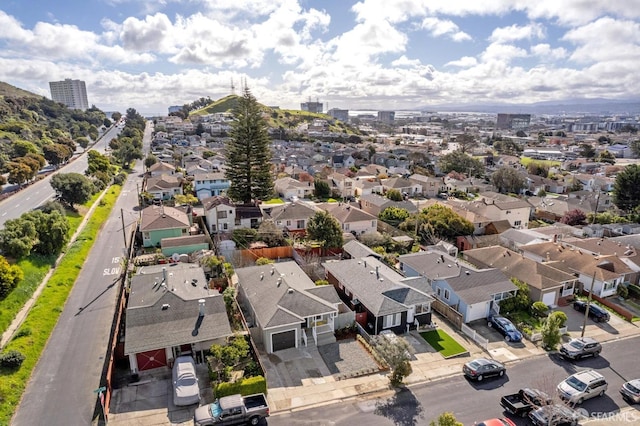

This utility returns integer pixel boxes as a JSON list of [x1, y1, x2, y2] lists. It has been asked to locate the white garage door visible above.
[[466, 301, 490, 322], [542, 291, 557, 308]]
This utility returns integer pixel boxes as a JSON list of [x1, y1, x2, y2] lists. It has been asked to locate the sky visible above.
[[1, 0, 640, 115]]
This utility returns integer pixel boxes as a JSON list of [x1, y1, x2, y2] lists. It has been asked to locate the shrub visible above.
[[255, 257, 273, 265], [629, 284, 640, 299], [215, 375, 267, 397], [113, 172, 126, 185], [0, 349, 26, 369], [531, 301, 549, 317], [549, 311, 568, 328], [617, 285, 629, 299], [12, 327, 32, 339], [541, 314, 562, 351], [315, 279, 329, 286]]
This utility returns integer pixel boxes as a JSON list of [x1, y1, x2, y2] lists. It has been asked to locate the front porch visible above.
[[301, 315, 336, 347]]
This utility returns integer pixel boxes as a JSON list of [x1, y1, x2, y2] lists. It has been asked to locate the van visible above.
[[557, 370, 607, 404]]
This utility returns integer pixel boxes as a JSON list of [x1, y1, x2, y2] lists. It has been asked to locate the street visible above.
[[10, 122, 151, 426], [0, 124, 117, 228], [269, 336, 640, 426]]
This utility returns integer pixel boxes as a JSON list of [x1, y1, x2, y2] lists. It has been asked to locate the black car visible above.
[[573, 300, 610, 322], [463, 358, 506, 381], [488, 315, 523, 342], [529, 404, 580, 426]]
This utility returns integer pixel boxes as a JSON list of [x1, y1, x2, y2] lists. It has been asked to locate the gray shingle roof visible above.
[[236, 261, 338, 330], [399, 251, 462, 280], [446, 268, 516, 305], [125, 263, 231, 354], [343, 240, 381, 259]]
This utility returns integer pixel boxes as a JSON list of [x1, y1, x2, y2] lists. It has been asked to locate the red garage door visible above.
[[136, 349, 168, 371]]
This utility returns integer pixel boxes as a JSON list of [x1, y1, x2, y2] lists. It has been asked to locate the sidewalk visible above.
[[266, 312, 640, 415]]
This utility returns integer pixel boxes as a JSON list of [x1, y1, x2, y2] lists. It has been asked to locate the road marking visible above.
[[103, 267, 121, 276], [112, 257, 120, 264]]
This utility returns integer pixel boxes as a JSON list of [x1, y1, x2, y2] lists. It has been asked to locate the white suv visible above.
[[557, 370, 608, 404]]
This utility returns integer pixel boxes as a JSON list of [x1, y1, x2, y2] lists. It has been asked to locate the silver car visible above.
[[173, 355, 200, 406], [620, 379, 640, 404]]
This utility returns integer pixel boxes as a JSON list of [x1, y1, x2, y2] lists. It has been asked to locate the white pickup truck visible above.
[[193, 393, 269, 426]]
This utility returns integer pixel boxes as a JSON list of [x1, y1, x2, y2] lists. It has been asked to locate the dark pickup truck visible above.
[[500, 388, 551, 417], [193, 393, 269, 426]]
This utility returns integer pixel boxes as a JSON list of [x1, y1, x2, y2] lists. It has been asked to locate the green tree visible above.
[[0, 217, 38, 258], [50, 172, 95, 208], [401, 204, 473, 243], [526, 161, 549, 177], [379, 206, 410, 227], [497, 278, 532, 314], [0, 255, 24, 298], [144, 154, 158, 171], [86, 149, 113, 178], [491, 167, 526, 194], [225, 87, 274, 204], [256, 219, 286, 247], [437, 150, 484, 177], [306, 210, 343, 249], [429, 412, 463, 426], [314, 180, 331, 199], [5, 161, 33, 186], [24, 209, 69, 255], [385, 188, 404, 201], [43, 143, 73, 168], [455, 133, 478, 153], [597, 150, 616, 164], [579, 144, 596, 159], [373, 334, 414, 386], [613, 164, 640, 212], [541, 312, 563, 350]]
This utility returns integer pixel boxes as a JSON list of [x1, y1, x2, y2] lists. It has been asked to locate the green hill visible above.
[[0, 82, 42, 99], [190, 95, 360, 135]]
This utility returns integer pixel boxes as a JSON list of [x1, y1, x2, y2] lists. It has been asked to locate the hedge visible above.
[[214, 375, 267, 398], [628, 284, 640, 299]]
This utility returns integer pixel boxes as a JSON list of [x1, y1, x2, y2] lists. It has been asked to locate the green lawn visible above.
[[420, 329, 468, 358]]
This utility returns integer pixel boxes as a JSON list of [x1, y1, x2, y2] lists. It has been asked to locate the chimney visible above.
[[198, 299, 205, 316], [162, 267, 167, 283], [375, 266, 379, 279]]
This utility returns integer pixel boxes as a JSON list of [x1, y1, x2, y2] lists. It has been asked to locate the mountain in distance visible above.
[[418, 98, 640, 115], [0, 81, 43, 99]]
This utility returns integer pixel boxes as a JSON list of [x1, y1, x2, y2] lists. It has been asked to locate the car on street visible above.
[[487, 315, 523, 342], [475, 418, 516, 426], [500, 388, 551, 417], [559, 337, 602, 360], [573, 300, 610, 322], [528, 404, 580, 426], [463, 358, 506, 381], [620, 379, 640, 404], [557, 369, 608, 405], [172, 355, 200, 406]]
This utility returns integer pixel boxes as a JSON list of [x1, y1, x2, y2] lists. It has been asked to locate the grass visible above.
[[0, 185, 122, 425], [420, 329, 468, 358]]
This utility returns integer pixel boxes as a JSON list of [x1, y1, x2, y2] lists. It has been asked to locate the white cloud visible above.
[[488, 23, 545, 43], [530, 43, 567, 60], [120, 13, 174, 53], [445, 56, 478, 68], [392, 55, 421, 67], [421, 17, 471, 41], [563, 17, 640, 63]]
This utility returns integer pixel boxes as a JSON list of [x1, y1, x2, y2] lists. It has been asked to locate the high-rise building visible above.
[[49, 78, 89, 110], [377, 110, 395, 124], [327, 108, 349, 122], [496, 113, 531, 130], [301, 101, 323, 114]]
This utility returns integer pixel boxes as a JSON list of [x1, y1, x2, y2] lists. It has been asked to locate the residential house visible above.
[[323, 256, 434, 335], [462, 246, 577, 307], [381, 177, 422, 197], [202, 196, 262, 234], [274, 177, 314, 201], [342, 240, 382, 260], [398, 251, 517, 323], [329, 172, 355, 199], [408, 174, 446, 198], [265, 201, 320, 235], [358, 193, 418, 217], [148, 161, 176, 177], [124, 263, 232, 372], [331, 154, 355, 169], [236, 261, 345, 353], [470, 192, 532, 229], [318, 202, 378, 236], [145, 174, 183, 201], [520, 240, 634, 298], [193, 172, 231, 201], [140, 205, 194, 248], [160, 234, 210, 258]]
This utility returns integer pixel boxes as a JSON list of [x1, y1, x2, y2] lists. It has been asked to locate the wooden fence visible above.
[[238, 246, 293, 262], [431, 297, 463, 330]]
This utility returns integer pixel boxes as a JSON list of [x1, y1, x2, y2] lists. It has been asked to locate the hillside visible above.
[[0, 82, 42, 99], [190, 95, 359, 135]]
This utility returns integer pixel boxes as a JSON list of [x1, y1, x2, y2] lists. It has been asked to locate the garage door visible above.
[[271, 330, 296, 352], [542, 291, 557, 308]]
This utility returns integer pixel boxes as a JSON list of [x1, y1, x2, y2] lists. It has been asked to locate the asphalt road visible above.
[[10, 122, 151, 426], [0, 124, 118, 228], [269, 336, 640, 426]]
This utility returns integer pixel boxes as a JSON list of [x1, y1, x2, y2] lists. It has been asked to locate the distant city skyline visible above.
[[2, 1, 639, 114]]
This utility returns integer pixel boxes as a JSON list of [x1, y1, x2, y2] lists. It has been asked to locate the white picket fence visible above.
[[461, 323, 489, 350]]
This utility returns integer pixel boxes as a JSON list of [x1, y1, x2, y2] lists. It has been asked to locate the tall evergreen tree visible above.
[[613, 164, 640, 212], [225, 87, 273, 204]]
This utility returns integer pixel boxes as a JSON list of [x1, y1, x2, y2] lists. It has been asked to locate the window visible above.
[[514, 220, 522, 227], [143, 232, 150, 239], [506, 210, 511, 214], [436, 287, 442, 297], [372, 221, 376, 227], [604, 281, 615, 290], [383, 313, 401, 329], [286, 220, 292, 227], [444, 289, 450, 300], [222, 223, 228, 230], [217, 211, 227, 219], [296, 220, 305, 229], [415, 303, 431, 314]]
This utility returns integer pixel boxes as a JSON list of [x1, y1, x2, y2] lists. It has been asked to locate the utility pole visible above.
[[581, 271, 597, 338], [120, 208, 127, 249]]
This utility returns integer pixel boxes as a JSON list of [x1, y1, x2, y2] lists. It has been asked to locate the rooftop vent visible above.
[[270, 266, 275, 275], [465, 271, 470, 275], [287, 288, 294, 294], [198, 299, 205, 316], [162, 304, 170, 310], [260, 272, 264, 281]]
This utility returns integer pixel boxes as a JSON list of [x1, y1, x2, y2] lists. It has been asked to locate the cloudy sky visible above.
[[1, 0, 639, 114]]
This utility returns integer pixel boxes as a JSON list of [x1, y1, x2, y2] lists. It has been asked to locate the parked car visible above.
[[194, 393, 270, 426], [500, 388, 551, 417], [488, 315, 523, 342], [529, 404, 581, 426], [620, 379, 640, 404], [557, 369, 608, 405], [573, 300, 610, 322], [475, 418, 516, 426], [560, 337, 602, 360], [463, 358, 506, 381], [172, 355, 200, 406]]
